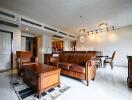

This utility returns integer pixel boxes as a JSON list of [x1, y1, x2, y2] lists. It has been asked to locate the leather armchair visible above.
[[16, 51, 38, 75]]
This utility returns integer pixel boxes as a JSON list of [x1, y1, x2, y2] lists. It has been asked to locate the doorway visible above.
[[0, 30, 13, 71], [21, 36, 33, 52]]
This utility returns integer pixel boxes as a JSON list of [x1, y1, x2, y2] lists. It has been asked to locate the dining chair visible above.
[[96, 51, 103, 68], [103, 51, 116, 69]]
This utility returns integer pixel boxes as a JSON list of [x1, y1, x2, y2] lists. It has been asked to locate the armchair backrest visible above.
[[16, 51, 33, 62], [111, 51, 116, 61]]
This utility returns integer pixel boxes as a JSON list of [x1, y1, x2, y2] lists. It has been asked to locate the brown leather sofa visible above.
[[50, 51, 97, 86], [16, 51, 38, 75]]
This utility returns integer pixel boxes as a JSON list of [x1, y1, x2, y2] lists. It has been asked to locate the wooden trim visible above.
[[0, 29, 13, 69]]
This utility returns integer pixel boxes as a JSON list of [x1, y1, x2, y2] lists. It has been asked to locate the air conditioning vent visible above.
[[0, 11, 15, 18], [44, 26, 57, 32], [59, 31, 67, 36], [52, 35, 63, 38], [69, 35, 76, 38], [0, 20, 19, 28], [21, 18, 42, 27]]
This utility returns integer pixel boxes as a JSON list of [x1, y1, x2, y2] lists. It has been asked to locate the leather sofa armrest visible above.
[[86, 59, 96, 67], [31, 57, 38, 63], [85, 59, 96, 83]]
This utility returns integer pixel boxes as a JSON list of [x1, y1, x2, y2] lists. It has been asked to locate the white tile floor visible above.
[[0, 66, 132, 100]]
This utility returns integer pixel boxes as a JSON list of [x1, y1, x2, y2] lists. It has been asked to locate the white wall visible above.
[[37, 35, 43, 63], [42, 34, 52, 54], [42, 34, 52, 63], [64, 39, 72, 51], [21, 32, 35, 51], [0, 25, 21, 67], [76, 25, 132, 67], [37, 34, 52, 63], [21, 37, 26, 51]]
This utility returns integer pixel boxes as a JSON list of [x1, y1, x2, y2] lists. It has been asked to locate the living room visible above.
[[0, 0, 132, 100]]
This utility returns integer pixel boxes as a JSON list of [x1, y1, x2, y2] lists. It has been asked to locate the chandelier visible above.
[[79, 23, 115, 42]]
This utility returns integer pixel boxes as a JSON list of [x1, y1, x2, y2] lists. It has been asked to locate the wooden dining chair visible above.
[[103, 51, 116, 69], [96, 51, 103, 68]]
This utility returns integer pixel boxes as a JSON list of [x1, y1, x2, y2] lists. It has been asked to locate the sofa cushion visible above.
[[69, 64, 85, 73], [58, 62, 70, 69]]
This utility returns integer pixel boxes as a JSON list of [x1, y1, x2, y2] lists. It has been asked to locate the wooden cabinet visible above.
[[127, 56, 132, 88]]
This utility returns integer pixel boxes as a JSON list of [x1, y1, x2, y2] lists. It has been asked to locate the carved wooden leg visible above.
[[87, 80, 89, 86], [110, 62, 113, 69], [92, 77, 95, 81], [100, 59, 102, 67], [103, 61, 106, 68], [38, 91, 41, 99], [58, 83, 61, 88]]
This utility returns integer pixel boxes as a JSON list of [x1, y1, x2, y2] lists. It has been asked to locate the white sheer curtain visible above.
[[0, 32, 11, 70]]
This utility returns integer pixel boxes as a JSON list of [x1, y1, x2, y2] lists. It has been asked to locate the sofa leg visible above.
[[87, 80, 89, 86], [92, 77, 95, 81]]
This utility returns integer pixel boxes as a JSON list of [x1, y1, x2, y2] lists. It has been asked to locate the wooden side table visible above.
[[23, 64, 61, 98]]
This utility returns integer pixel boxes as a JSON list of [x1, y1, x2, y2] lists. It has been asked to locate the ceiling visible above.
[[0, 0, 132, 36]]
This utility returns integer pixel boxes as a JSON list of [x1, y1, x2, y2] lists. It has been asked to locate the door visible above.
[[0, 30, 12, 70]]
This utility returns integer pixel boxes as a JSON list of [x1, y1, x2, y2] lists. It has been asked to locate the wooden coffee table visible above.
[[23, 64, 61, 98]]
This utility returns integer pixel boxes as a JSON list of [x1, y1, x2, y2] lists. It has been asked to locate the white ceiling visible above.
[[0, 0, 132, 36]]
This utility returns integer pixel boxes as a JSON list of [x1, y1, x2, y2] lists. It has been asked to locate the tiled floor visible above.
[[0, 66, 132, 100]]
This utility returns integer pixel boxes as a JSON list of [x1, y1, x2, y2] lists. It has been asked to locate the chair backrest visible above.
[[97, 51, 103, 56], [16, 51, 33, 62], [111, 51, 116, 61], [16, 51, 32, 58]]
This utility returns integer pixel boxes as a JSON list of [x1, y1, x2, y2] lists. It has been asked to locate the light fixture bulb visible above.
[[80, 36, 85, 43], [79, 29, 85, 34], [99, 23, 108, 29], [25, 28, 29, 31]]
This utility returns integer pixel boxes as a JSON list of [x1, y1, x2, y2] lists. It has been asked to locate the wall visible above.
[[42, 34, 52, 54], [64, 39, 72, 51], [37, 34, 52, 63], [37, 35, 43, 63], [42, 34, 52, 63], [21, 32, 35, 51], [21, 37, 26, 50], [0, 25, 21, 67], [76, 25, 132, 67]]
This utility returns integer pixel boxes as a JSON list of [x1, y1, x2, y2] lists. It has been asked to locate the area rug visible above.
[[11, 80, 70, 100]]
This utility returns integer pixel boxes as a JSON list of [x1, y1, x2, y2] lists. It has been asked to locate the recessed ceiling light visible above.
[[25, 27, 29, 31]]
